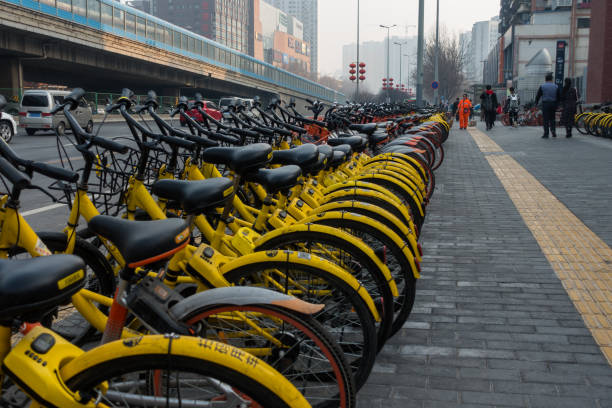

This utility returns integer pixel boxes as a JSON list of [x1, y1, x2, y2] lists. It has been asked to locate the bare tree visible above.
[[414, 26, 466, 103]]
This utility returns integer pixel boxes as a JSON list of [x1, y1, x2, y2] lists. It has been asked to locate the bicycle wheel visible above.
[[179, 303, 355, 407], [62, 335, 308, 408], [222, 260, 377, 390], [8, 232, 115, 345], [305, 214, 418, 339], [575, 113, 589, 135], [255, 228, 395, 342]]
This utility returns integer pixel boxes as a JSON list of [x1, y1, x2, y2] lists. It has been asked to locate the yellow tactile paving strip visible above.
[[468, 128, 504, 153], [468, 128, 612, 365]]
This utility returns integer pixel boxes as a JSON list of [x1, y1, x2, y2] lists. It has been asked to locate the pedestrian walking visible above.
[[457, 94, 472, 130], [560, 78, 579, 138], [535, 73, 560, 138], [451, 98, 459, 125], [480, 85, 499, 131], [506, 87, 520, 127]]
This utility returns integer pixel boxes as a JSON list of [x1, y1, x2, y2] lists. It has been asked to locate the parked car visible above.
[[179, 100, 223, 126], [0, 104, 17, 143], [19, 90, 93, 136]]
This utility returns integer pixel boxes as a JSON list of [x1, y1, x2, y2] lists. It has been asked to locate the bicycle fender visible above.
[[353, 172, 425, 216], [253, 222, 399, 297], [308, 203, 420, 262], [361, 162, 426, 193], [218, 249, 381, 322], [322, 180, 402, 204], [60, 334, 310, 408], [321, 188, 415, 228], [169, 286, 324, 320], [301, 211, 420, 279], [366, 153, 428, 182]]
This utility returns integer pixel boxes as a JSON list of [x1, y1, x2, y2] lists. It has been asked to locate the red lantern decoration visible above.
[[349, 63, 356, 68], [359, 62, 366, 67], [359, 69, 366, 74], [349, 69, 356, 74], [382, 78, 387, 81], [389, 78, 394, 82], [349, 75, 356, 81], [359, 75, 366, 81]]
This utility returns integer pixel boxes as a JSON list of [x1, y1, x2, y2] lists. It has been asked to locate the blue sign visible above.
[[431, 81, 439, 89]]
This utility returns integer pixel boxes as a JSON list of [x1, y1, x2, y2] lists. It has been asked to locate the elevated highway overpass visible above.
[[0, 0, 343, 109]]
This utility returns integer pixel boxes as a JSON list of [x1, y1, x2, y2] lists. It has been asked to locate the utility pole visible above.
[[356, 0, 360, 100], [433, 0, 439, 106], [380, 24, 396, 103], [394, 41, 407, 88], [416, 0, 425, 106]]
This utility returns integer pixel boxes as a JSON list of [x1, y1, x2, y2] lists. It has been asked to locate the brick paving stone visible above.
[[357, 123, 612, 406]]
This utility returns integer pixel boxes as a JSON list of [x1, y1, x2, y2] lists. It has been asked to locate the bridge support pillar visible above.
[[0, 57, 23, 100]]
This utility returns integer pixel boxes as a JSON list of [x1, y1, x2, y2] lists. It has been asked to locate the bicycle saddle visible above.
[[368, 133, 388, 145], [152, 177, 234, 215], [348, 123, 377, 136], [247, 165, 301, 194], [327, 136, 367, 153], [332, 144, 353, 157], [271, 144, 319, 167], [202, 143, 272, 174], [303, 153, 328, 176], [327, 150, 347, 169], [317, 144, 333, 161], [88, 216, 190, 268], [0, 255, 85, 322]]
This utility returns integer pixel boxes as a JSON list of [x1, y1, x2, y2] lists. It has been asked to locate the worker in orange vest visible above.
[[457, 93, 472, 130]]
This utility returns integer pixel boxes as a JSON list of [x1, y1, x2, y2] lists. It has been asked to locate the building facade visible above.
[[493, 0, 591, 101], [266, 0, 317, 73], [466, 17, 499, 84], [259, 0, 310, 74], [586, 0, 612, 103], [148, 0, 254, 55]]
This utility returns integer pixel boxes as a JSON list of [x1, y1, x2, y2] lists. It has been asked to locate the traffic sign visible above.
[[431, 81, 439, 89]]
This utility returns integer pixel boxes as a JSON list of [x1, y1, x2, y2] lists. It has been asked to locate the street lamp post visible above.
[[416, 0, 425, 106], [394, 41, 407, 90], [434, 0, 440, 106], [380, 24, 397, 103], [356, 0, 360, 100]]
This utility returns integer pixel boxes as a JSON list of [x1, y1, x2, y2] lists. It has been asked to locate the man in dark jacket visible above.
[[451, 98, 459, 123], [535, 73, 560, 138], [480, 85, 499, 131]]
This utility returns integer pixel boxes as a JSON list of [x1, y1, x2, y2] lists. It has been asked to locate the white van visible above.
[[19, 90, 93, 136]]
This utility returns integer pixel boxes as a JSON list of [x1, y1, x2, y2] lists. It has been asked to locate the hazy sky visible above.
[[318, 0, 500, 76]]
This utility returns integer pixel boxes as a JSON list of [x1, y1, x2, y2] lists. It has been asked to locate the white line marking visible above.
[[21, 203, 67, 217]]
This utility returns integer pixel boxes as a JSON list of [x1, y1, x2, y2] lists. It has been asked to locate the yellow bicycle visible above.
[[0, 254, 310, 408]]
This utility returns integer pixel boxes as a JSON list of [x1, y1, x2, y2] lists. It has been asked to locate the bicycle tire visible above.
[[222, 261, 378, 390], [63, 336, 305, 408], [255, 229, 395, 342], [306, 216, 417, 339], [180, 303, 356, 407], [322, 192, 414, 234], [310, 202, 419, 259], [575, 113, 589, 135]]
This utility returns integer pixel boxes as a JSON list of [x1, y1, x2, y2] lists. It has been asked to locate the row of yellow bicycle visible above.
[[0, 90, 448, 407]]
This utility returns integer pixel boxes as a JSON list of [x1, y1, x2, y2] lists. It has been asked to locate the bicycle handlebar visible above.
[[0, 138, 79, 183], [0, 157, 30, 189]]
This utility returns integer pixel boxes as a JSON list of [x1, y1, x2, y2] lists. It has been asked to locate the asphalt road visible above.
[[9, 119, 181, 233]]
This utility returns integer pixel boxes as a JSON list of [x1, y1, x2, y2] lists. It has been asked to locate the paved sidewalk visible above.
[[357, 122, 612, 407]]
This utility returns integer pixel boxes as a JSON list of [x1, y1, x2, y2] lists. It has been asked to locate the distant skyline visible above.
[[318, 0, 500, 76]]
